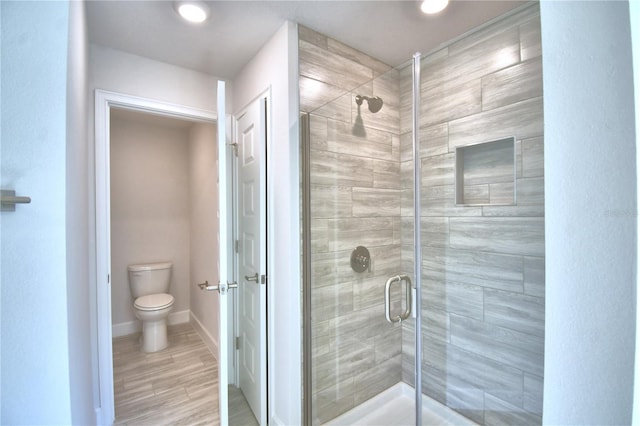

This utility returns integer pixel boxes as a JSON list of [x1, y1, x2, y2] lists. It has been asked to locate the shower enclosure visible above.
[[301, 3, 544, 425]]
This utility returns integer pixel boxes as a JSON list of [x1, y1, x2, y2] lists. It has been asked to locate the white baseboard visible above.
[[168, 309, 190, 326], [94, 406, 103, 426], [190, 311, 219, 357], [112, 309, 190, 338], [112, 320, 139, 338]]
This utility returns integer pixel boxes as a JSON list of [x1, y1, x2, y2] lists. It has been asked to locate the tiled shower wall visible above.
[[301, 2, 544, 424], [299, 26, 406, 424], [399, 5, 545, 425]]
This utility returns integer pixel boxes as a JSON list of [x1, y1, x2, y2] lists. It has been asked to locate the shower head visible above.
[[355, 95, 384, 113]]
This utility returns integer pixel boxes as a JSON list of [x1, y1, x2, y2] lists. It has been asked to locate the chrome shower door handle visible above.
[[245, 273, 259, 283], [384, 274, 412, 323]]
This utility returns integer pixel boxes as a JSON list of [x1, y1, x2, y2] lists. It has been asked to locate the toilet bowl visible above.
[[128, 262, 174, 353], [133, 293, 174, 352]]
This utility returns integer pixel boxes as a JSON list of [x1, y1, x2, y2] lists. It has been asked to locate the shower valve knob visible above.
[[350, 246, 371, 273]]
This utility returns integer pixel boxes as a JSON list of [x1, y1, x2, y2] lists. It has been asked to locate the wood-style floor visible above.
[[113, 323, 220, 425], [229, 385, 259, 426]]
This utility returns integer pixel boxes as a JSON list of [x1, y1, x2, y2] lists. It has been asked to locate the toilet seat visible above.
[[134, 293, 174, 311]]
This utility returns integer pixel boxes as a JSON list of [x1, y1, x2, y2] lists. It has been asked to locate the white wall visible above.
[[1, 4, 3, 420], [0, 1, 74, 423], [633, 0, 640, 423], [90, 44, 225, 112], [110, 114, 192, 329], [232, 21, 301, 425], [188, 122, 220, 351], [541, 2, 636, 424], [65, 0, 94, 423]]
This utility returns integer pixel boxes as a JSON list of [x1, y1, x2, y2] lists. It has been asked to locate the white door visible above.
[[236, 97, 267, 425]]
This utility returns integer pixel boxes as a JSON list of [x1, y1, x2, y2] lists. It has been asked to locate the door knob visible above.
[[245, 273, 259, 282], [197, 280, 217, 291], [1, 189, 31, 212], [197, 280, 238, 294]]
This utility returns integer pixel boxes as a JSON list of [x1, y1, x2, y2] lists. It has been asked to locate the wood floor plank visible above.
[[113, 323, 220, 425], [229, 385, 259, 426]]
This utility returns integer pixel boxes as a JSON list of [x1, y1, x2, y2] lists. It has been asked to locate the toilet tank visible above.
[[128, 262, 172, 299]]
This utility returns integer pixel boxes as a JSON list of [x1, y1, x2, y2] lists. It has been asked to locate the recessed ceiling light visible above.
[[174, 1, 209, 23], [420, 0, 449, 14]]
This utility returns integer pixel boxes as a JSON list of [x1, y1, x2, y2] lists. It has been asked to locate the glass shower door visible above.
[[300, 29, 418, 423], [302, 4, 545, 424]]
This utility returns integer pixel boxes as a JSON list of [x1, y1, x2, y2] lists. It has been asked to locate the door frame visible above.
[[94, 89, 217, 425]]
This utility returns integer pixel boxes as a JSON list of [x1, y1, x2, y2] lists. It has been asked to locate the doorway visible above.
[[95, 89, 270, 426], [109, 106, 218, 422], [94, 90, 219, 425]]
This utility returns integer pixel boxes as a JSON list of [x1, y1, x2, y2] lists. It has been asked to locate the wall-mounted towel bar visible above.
[[1, 189, 31, 212]]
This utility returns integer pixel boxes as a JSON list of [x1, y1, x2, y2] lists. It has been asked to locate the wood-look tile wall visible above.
[[399, 5, 545, 425], [300, 25, 405, 425], [301, 3, 544, 424]]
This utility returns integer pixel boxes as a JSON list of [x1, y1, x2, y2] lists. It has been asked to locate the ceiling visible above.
[[86, 0, 527, 80]]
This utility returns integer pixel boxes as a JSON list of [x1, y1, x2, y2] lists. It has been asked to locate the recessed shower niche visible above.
[[455, 136, 516, 206]]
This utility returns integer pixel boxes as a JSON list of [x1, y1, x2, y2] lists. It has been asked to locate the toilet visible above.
[[128, 261, 175, 353]]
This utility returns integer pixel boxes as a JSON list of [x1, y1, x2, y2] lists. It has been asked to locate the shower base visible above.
[[324, 382, 478, 426]]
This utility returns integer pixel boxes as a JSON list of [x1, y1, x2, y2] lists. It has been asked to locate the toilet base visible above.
[[141, 319, 168, 353]]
